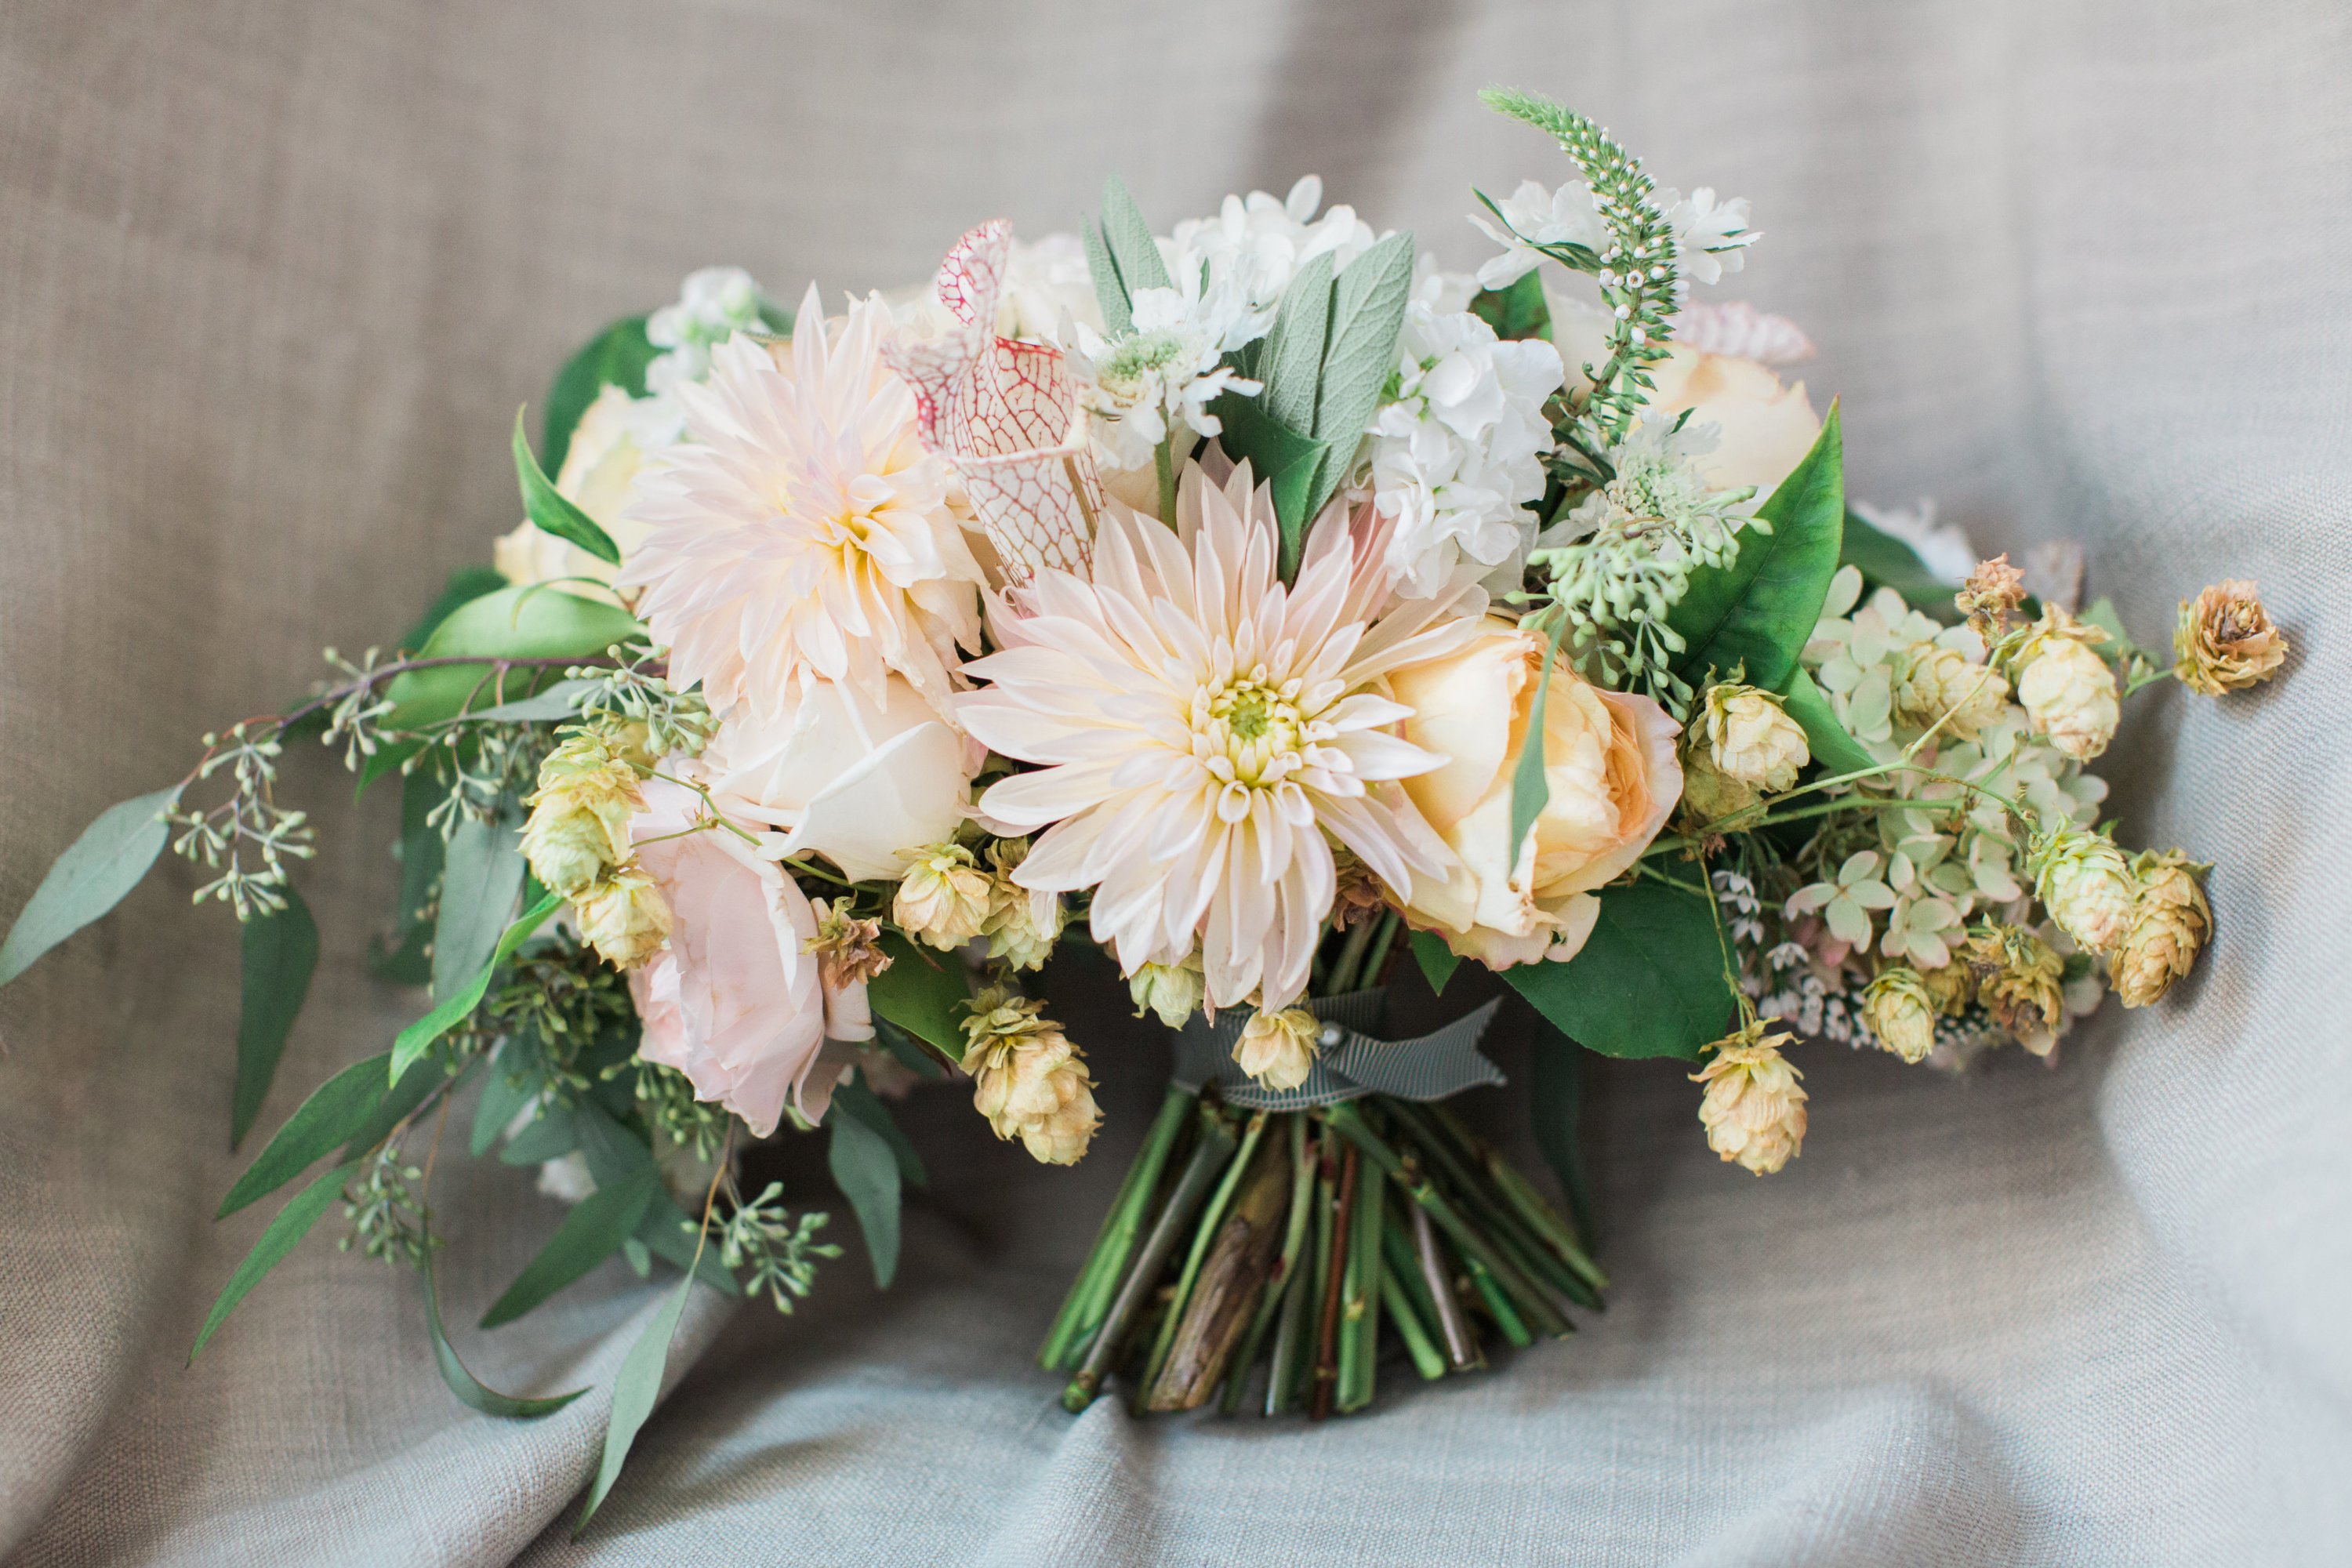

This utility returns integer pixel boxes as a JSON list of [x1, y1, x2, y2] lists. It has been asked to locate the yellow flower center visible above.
[[1194, 673, 1307, 788]]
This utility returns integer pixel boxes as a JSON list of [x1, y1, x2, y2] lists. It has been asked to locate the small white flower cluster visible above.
[[1471, 178, 1759, 299], [1070, 273, 1263, 470], [1163, 175, 1383, 338], [645, 266, 771, 396]]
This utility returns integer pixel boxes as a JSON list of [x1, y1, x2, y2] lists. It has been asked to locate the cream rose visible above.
[[696, 674, 978, 884], [493, 383, 676, 601], [627, 777, 872, 1138], [1386, 619, 1683, 967]]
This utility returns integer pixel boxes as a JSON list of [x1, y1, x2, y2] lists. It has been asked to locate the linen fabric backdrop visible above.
[[2, 2, 2347, 1563]]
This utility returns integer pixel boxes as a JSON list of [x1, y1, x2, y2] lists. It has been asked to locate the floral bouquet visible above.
[[0, 87, 2286, 1524]]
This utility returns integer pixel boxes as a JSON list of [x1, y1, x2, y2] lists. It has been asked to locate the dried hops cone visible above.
[[2173, 580, 2288, 695], [982, 839, 1065, 971], [1690, 1021, 1807, 1175], [575, 863, 671, 970], [1695, 681, 1809, 793], [521, 726, 646, 898], [2113, 850, 2212, 1007], [961, 985, 1100, 1165], [2029, 821, 2136, 956], [1859, 967, 1938, 1064], [893, 841, 993, 950], [1892, 641, 2008, 740], [2013, 607, 2119, 762], [1969, 923, 2066, 1044], [1956, 554, 2028, 641], [1918, 958, 1976, 1016], [1233, 1007, 1320, 1091], [1128, 960, 1204, 1029]]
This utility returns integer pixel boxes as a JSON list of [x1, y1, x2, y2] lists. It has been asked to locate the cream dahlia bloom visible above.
[[619, 284, 986, 723], [958, 463, 1479, 1011]]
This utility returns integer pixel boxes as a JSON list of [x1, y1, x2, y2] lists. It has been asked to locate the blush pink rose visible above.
[[626, 777, 872, 1137]]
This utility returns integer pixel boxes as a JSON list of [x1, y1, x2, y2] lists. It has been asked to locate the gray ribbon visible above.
[[1170, 989, 1505, 1111]]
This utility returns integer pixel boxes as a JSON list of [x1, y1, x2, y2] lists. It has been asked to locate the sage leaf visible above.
[[575, 1268, 700, 1534], [1507, 615, 1570, 868], [1207, 391, 1338, 579], [481, 1165, 662, 1328], [380, 584, 641, 731], [0, 786, 180, 989], [1502, 881, 1737, 1061], [541, 314, 657, 478], [1097, 175, 1172, 303], [828, 1104, 902, 1289], [1667, 404, 1846, 694], [432, 816, 525, 1002], [1259, 251, 1337, 434], [392, 890, 564, 1082], [218, 1053, 392, 1218], [1411, 930, 1461, 997], [1312, 230, 1414, 446], [864, 932, 971, 1058], [424, 1257, 588, 1417], [233, 886, 318, 1148], [191, 1160, 358, 1362], [1083, 220, 1131, 336], [514, 408, 619, 566], [1783, 666, 1876, 775]]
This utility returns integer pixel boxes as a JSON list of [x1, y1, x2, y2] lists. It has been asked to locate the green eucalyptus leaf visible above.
[[0, 786, 180, 988], [827, 1104, 902, 1289], [865, 933, 971, 1058], [392, 891, 564, 1082], [498, 1101, 583, 1167], [1783, 666, 1876, 775], [380, 585, 641, 731], [514, 408, 620, 566], [1470, 270, 1554, 342], [353, 738, 426, 802], [831, 1077, 927, 1188], [472, 1039, 544, 1156], [432, 817, 526, 1002], [636, 1200, 739, 1296], [339, 1053, 474, 1166], [191, 1160, 358, 1362], [1668, 404, 1846, 694], [575, 1105, 735, 1293], [481, 1166, 662, 1328], [1526, 1020, 1596, 1248], [1501, 881, 1737, 1061], [1839, 506, 1957, 618], [218, 1054, 392, 1218], [1411, 930, 1462, 997], [370, 769, 443, 985], [575, 1267, 697, 1534], [542, 314, 657, 478], [233, 886, 319, 1148], [424, 1256, 588, 1417], [1508, 616, 1570, 866]]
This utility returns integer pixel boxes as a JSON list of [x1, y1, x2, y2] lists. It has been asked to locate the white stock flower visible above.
[[1368, 280, 1563, 596], [1468, 179, 1603, 290], [645, 266, 770, 395], [1072, 278, 1262, 472], [1163, 176, 1385, 341], [1660, 187, 1759, 286]]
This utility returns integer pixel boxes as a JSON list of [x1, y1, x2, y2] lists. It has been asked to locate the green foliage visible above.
[[1839, 506, 1957, 619], [865, 932, 971, 1058], [397, 567, 510, 655], [432, 816, 525, 1001], [220, 1051, 401, 1218], [717, 1183, 840, 1316], [372, 769, 445, 985], [0, 786, 180, 988], [1086, 175, 1174, 335], [826, 1103, 902, 1289], [541, 314, 656, 478], [1508, 615, 1570, 872], [575, 1265, 698, 1534], [390, 890, 564, 1082], [1501, 881, 1737, 1060], [425, 1255, 588, 1417], [1668, 405, 1846, 695], [190, 1160, 358, 1362], [337, 1052, 471, 1168], [832, 1077, 927, 1188], [234, 886, 318, 1148], [168, 724, 317, 919], [1782, 667, 1875, 775], [1469, 269, 1553, 342], [1526, 1021, 1596, 1250], [514, 408, 620, 565], [1410, 930, 1461, 996], [380, 585, 641, 732], [481, 1166, 661, 1328], [340, 1142, 436, 1267], [611, 1056, 731, 1162]]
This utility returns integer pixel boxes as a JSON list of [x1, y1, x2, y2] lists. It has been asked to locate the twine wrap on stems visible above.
[[1171, 991, 1507, 1110]]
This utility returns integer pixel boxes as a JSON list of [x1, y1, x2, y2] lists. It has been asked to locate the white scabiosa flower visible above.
[[620, 285, 987, 724], [1468, 178, 1604, 289], [1070, 278, 1262, 472], [1367, 282, 1564, 597]]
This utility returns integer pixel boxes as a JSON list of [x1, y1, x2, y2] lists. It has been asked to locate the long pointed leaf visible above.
[[432, 816, 525, 1002], [575, 1269, 699, 1534], [514, 408, 620, 565], [481, 1167, 661, 1328], [829, 1078, 927, 1189], [1259, 252, 1336, 433], [542, 314, 657, 477], [1098, 176, 1172, 296], [1411, 930, 1461, 997], [1083, 220, 1133, 337], [1508, 616, 1570, 866], [233, 885, 318, 1148], [0, 786, 180, 988], [218, 1054, 391, 1218], [392, 891, 564, 1082], [828, 1108, 902, 1289], [191, 1160, 357, 1361], [424, 1257, 589, 1417], [1312, 230, 1414, 445]]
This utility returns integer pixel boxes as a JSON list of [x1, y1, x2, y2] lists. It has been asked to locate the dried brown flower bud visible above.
[[1330, 851, 1387, 929], [1956, 554, 2028, 640], [2113, 850, 2212, 1007], [1969, 923, 2066, 1044], [806, 899, 891, 989], [1690, 1021, 1807, 1175], [2172, 580, 2287, 696], [1918, 959, 1976, 1016]]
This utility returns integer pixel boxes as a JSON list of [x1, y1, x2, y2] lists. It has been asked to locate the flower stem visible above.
[[1310, 1139, 1359, 1420], [1222, 1112, 1315, 1414], [1134, 1112, 1268, 1407], [1155, 436, 1178, 526], [1040, 1085, 1193, 1370]]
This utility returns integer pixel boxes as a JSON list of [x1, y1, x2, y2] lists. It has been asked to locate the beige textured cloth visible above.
[[3, 2, 2347, 1563]]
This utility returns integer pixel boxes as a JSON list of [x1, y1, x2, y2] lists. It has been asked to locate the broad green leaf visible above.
[[1082, 220, 1132, 337], [339, 1053, 473, 1166], [542, 314, 657, 478], [424, 1257, 588, 1417], [831, 1077, 927, 1189], [467, 679, 594, 724], [1508, 615, 1570, 868], [1098, 176, 1173, 301], [219, 1053, 394, 1218], [352, 738, 426, 801], [498, 1102, 583, 1166], [392, 891, 564, 1082], [1207, 391, 1338, 579], [481, 1166, 662, 1328], [397, 566, 510, 655], [191, 1160, 357, 1362], [1526, 1020, 1596, 1249], [233, 886, 318, 1148], [1668, 403, 1846, 693], [575, 1267, 698, 1534], [1839, 506, 1956, 618], [870, 1017, 946, 1081], [1470, 270, 1553, 342], [1411, 930, 1462, 997], [1312, 230, 1414, 447], [371, 769, 444, 985], [433, 816, 525, 1001], [514, 408, 620, 566], [381, 585, 641, 731], [472, 1039, 543, 1156], [828, 1104, 902, 1289], [1784, 666, 1875, 775], [865, 933, 971, 1058], [0, 786, 180, 988], [1501, 881, 1737, 1061], [1259, 252, 1337, 434]]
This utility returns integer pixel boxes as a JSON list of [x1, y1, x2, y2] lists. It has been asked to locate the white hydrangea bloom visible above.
[[645, 265, 770, 394], [1070, 272, 1263, 472], [1163, 176, 1384, 342], [1367, 276, 1564, 597], [1468, 179, 1605, 290], [1658, 187, 1759, 286]]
